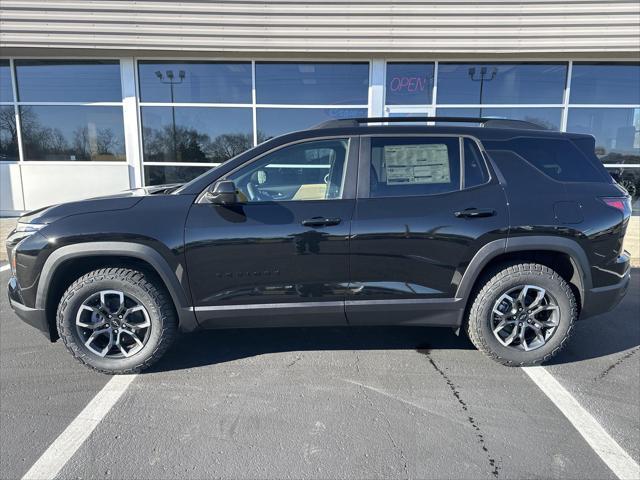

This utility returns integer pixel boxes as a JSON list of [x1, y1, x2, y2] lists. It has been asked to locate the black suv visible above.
[[6, 117, 632, 374]]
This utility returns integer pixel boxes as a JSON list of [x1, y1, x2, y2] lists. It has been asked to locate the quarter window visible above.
[[483, 137, 606, 183], [227, 139, 349, 202], [464, 139, 489, 188], [369, 137, 461, 198]]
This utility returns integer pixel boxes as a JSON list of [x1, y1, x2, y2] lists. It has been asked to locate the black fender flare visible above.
[[36, 241, 198, 331], [455, 236, 591, 302]]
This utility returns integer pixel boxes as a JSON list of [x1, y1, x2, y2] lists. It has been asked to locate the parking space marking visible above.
[[21, 374, 137, 480], [523, 366, 640, 480], [0, 264, 10, 272]]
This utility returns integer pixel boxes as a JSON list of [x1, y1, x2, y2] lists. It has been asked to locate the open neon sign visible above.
[[389, 76, 428, 92]]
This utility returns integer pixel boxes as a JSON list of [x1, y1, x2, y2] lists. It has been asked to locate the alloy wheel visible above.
[[75, 290, 151, 358], [491, 285, 560, 351]]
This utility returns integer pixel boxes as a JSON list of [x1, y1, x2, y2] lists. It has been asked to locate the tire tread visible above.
[[466, 262, 576, 366], [56, 267, 177, 375]]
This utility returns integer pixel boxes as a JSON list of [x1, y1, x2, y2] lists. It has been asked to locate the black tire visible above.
[[57, 268, 177, 374], [466, 263, 577, 366]]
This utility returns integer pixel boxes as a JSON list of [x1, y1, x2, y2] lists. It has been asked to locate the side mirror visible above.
[[205, 180, 238, 205]]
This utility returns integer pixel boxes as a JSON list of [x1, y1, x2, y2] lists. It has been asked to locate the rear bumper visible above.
[[7, 275, 53, 341], [581, 265, 631, 320]]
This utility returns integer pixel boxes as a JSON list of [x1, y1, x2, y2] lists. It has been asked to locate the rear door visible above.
[[346, 134, 509, 326]]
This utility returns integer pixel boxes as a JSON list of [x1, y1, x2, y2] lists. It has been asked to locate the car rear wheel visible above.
[[57, 268, 177, 374], [466, 263, 577, 366]]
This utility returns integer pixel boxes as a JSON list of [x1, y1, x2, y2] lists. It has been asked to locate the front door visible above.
[[185, 137, 358, 328], [347, 134, 509, 326]]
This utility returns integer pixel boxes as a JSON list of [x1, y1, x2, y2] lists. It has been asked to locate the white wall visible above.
[[1, 0, 639, 55], [0, 163, 25, 216], [19, 163, 131, 211]]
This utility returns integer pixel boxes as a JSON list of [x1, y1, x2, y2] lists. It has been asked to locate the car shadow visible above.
[[147, 325, 473, 373], [148, 269, 639, 373]]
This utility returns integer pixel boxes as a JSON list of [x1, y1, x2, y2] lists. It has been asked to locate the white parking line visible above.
[[523, 366, 640, 480], [21, 374, 137, 480], [0, 264, 10, 272]]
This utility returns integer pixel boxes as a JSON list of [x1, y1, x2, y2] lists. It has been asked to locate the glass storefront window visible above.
[[255, 62, 369, 105], [0, 105, 18, 161], [436, 107, 562, 131], [15, 60, 122, 102], [437, 63, 567, 105], [144, 165, 211, 186], [20, 106, 126, 161], [0, 60, 13, 103], [566, 108, 640, 164], [385, 63, 434, 105], [256, 107, 368, 141], [141, 107, 253, 163], [138, 62, 252, 104], [570, 63, 640, 105]]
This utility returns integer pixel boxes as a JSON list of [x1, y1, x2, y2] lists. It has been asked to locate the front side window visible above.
[[227, 139, 349, 202], [369, 137, 461, 198]]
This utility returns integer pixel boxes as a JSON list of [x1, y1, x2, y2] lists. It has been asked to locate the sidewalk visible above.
[[1, 216, 638, 265]]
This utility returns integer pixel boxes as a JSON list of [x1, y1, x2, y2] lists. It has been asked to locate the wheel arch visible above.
[[38, 242, 198, 341], [457, 236, 591, 312]]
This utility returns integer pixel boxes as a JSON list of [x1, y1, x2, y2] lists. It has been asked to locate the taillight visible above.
[[600, 196, 632, 216]]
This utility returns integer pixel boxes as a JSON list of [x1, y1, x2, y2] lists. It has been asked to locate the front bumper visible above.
[[581, 264, 631, 319], [7, 275, 53, 341]]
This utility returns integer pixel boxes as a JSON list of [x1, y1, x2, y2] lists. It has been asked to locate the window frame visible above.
[[196, 135, 360, 204], [357, 134, 493, 200]]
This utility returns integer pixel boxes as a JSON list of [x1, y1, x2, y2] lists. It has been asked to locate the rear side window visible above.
[[369, 137, 461, 197], [483, 137, 605, 182], [463, 139, 489, 187]]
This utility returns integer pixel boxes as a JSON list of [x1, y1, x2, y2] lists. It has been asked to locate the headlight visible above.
[[15, 222, 46, 233]]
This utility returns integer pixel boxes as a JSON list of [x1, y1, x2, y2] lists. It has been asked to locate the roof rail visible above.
[[312, 116, 546, 130]]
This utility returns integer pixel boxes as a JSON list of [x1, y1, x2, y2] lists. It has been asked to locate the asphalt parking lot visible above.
[[1, 265, 638, 480]]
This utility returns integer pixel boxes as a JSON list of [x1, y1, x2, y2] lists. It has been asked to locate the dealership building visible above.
[[0, 1, 639, 216]]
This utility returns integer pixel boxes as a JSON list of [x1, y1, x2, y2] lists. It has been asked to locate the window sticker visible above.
[[383, 144, 451, 185]]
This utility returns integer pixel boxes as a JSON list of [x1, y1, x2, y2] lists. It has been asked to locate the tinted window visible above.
[[436, 107, 562, 131], [15, 60, 122, 102], [566, 108, 640, 164], [386, 63, 434, 105], [464, 139, 489, 187], [227, 139, 349, 202], [145, 165, 211, 186], [437, 63, 566, 104], [0, 61, 13, 102], [20, 106, 125, 161], [0, 105, 18, 161], [570, 63, 640, 104], [138, 62, 252, 103], [369, 137, 461, 198], [256, 63, 369, 105], [141, 107, 253, 163], [256, 107, 367, 141], [484, 137, 605, 182]]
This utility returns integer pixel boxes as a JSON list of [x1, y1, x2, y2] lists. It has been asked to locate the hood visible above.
[[19, 183, 184, 225]]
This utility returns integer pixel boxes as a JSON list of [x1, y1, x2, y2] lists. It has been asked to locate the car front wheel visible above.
[[466, 263, 577, 366], [57, 268, 177, 374]]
